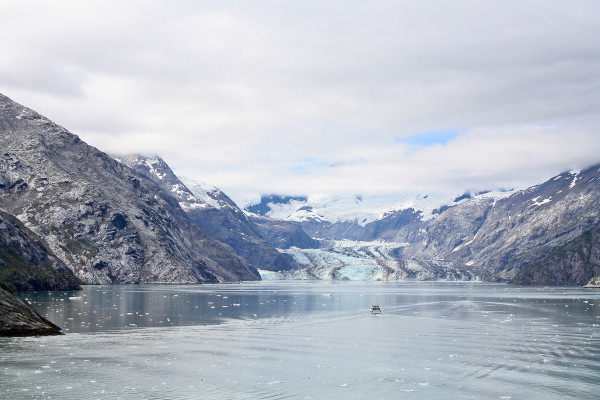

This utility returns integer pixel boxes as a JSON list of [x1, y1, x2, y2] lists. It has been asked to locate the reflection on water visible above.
[[1, 282, 599, 399]]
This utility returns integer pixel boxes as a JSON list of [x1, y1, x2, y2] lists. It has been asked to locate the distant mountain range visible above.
[[243, 168, 600, 286], [1, 92, 599, 296]]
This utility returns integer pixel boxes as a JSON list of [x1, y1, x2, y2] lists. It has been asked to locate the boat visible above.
[[370, 305, 382, 315]]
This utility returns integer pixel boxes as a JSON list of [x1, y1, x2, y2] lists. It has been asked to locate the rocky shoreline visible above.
[[0, 283, 62, 336]]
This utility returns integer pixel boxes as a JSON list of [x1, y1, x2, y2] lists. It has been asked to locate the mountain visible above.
[[242, 191, 512, 242], [118, 154, 299, 272], [246, 214, 320, 250], [0, 93, 258, 284], [244, 168, 600, 285], [0, 283, 62, 336], [0, 210, 81, 291], [246, 195, 309, 217], [510, 224, 600, 285], [402, 167, 600, 285], [458, 167, 600, 285]]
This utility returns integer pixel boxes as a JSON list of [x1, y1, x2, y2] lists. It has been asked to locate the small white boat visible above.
[[370, 305, 382, 315]]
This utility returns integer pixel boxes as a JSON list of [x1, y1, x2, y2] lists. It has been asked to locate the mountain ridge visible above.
[[0, 92, 258, 285], [243, 166, 600, 285], [118, 154, 298, 272]]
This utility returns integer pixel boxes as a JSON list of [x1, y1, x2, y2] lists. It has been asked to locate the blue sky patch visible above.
[[396, 128, 464, 147]]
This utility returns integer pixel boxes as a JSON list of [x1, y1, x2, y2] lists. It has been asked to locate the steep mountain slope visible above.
[[399, 166, 600, 284], [456, 167, 600, 282], [246, 214, 320, 250], [118, 154, 297, 271], [510, 224, 600, 285], [0, 211, 81, 291], [0, 283, 62, 336], [0, 93, 257, 284]]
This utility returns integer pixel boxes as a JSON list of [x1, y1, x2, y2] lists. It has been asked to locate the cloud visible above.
[[1, 0, 599, 201]]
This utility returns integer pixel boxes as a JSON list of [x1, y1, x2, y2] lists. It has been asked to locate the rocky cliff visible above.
[[0, 283, 62, 336], [247, 214, 320, 250], [510, 224, 600, 286], [0, 93, 257, 284], [0, 211, 81, 291], [438, 166, 600, 282], [118, 154, 296, 272], [383, 166, 600, 284]]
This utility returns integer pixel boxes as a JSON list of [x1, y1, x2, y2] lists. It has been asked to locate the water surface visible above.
[[1, 282, 599, 399]]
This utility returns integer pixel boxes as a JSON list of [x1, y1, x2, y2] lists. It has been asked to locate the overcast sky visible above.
[[1, 0, 599, 202]]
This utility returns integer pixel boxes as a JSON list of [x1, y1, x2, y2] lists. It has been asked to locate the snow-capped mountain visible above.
[[437, 167, 600, 285], [244, 167, 600, 286], [243, 190, 515, 246], [119, 154, 300, 272], [243, 190, 514, 226]]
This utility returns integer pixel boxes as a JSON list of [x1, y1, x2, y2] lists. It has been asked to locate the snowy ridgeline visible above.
[[259, 241, 476, 281], [239, 190, 514, 226]]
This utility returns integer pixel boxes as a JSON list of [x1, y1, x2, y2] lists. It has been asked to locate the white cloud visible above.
[[1, 0, 599, 202]]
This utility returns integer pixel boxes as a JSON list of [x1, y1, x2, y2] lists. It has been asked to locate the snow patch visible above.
[[529, 196, 552, 208], [179, 202, 209, 211], [569, 170, 581, 189], [179, 177, 223, 209], [452, 238, 474, 253], [145, 159, 167, 180]]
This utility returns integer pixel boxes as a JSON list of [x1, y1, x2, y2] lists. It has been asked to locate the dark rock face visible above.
[[248, 215, 320, 250], [510, 225, 600, 286], [246, 195, 308, 216], [186, 206, 298, 272], [118, 154, 294, 272], [360, 208, 425, 243], [407, 198, 495, 262], [457, 166, 600, 282], [0, 283, 62, 336], [0, 211, 81, 291], [0, 93, 257, 284]]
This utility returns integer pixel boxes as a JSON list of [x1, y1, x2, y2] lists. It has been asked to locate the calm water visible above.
[[1, 282, 599, 399]]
